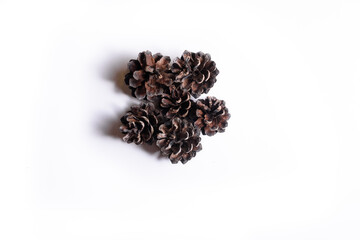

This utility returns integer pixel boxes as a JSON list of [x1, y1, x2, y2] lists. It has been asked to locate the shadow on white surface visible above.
[[101, 54, 133, 96]]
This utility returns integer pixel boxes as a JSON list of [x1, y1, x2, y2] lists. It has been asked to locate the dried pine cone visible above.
[[125, 51, 173, 100], [120, 103, 161, 145], [156, 118, 202, 164], [195, 96, 230, 136], [172, 50, 219, 98], [159, 85, 193, 119]]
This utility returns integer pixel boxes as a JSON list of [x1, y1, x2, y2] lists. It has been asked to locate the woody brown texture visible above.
[[120, 50, 229, 164], [156, 118, 202, 164], [159, 86, 193, 119], [125, 51, 173, 100], [171, 51, 219, 98], [195, 96, 230, 136], [120, 103, 161, 144]]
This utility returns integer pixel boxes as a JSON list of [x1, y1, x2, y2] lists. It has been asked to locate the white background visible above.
[[1, 0, 360, 239]]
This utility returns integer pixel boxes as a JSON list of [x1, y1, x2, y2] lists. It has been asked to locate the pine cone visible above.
[[120, 103, 161, 145], [194, 96, 230, 136], [159, 85, 193, 119], [171, 50, 219, 98], [156, 118, 202, 164], [125, 51, 173, 100]]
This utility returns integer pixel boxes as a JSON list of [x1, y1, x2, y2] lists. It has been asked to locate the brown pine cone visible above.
[[159, 85, 193, 119], [120, 103, 161, 145], [194, 96, 230, 136], [156, 118, 202, 164], [125, 51, 173, 100], [171, 50, 219, 98]]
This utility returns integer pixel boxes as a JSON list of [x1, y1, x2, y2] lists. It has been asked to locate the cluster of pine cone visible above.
[[119, 50, 230, 164]]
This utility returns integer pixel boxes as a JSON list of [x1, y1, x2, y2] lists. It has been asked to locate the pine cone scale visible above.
[[134, 86, 146, 99], [138, 51, 155, 68], [132, 70, 146, 81], [128, 77, 142, 88]]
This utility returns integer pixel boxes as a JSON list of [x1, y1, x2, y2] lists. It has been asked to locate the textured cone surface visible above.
[[172, 50, 219, 98], [195, 96, 230, 136], [120, 103, 160, 144], [156, 118, 202, 164], [125, 51, 173, 100], [159, 85, 193, 119]]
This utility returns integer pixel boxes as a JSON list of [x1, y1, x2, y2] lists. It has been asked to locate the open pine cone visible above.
[[171, 51, 219, 98], [125, 51, 173, 100], [159, 85, 193, 119], [120, 103, 161, 145], [194, 96, 230, 136], [156, 118, 202, 164]]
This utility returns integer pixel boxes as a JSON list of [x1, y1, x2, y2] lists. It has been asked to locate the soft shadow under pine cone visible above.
[[103, 56, 132, 96]]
